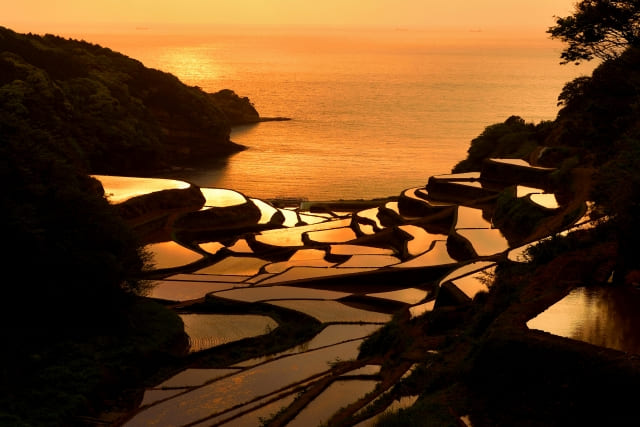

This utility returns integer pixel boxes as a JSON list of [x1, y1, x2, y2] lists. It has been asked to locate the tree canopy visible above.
[[0, 26, 255, 176], [548, 0, 640, 64]]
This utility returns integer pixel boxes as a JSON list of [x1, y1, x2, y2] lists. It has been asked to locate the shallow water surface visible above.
[[232, 324, 382, 368], [527, 285, 640, 354], [367, 288, 429, 305], [268, 300, 392, 323], [124, 339, 364, 426], [255, 218, 352, 247], [194, 256, 271, 275], [92, 175, 191, 203], [338, 254, 401, 268], [200, 187, 247, 207], [305, 226, 358, 243], [454, 206, 492, 229], [456, 228, 510, 257], [144, 241, 204, 270], [213, 285, 349, 302], [394, 240, 457, 268], [147, 280, 247, 302], [180, 313, 278, 352], [399, 225, 443, 256], [449, 265, 496, 300], [288, 379, 379, 427]]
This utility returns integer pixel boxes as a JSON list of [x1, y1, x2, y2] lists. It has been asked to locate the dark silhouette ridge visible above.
[[0, 26, 277, 176]]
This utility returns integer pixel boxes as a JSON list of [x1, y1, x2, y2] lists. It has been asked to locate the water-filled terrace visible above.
[[96, 160, 617, 425]]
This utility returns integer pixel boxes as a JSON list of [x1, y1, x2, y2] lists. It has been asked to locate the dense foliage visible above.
[[453, 3, 640, 274], [548, 0, 640, 64], [0, 26, 267, 327], [452, 116, 552, 173], [0, 27, 259, 425], [548, 47, 640, 273], [547, 47, 640, 155], [0, 26, 251, 175], [0, 108, 146, 326]]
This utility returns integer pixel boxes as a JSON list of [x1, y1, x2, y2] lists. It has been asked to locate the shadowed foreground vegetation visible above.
[[0, 26, 262, 426]]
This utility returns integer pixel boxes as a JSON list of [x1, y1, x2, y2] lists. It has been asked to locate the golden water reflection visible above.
[[144, 241, 204, 270], [289, 380, 379, 427], [156, 46, 228, 85], [527, 286, 640, 355], [180, 314, 278, 353], [123, 340, 364, 426], [93, 175, 191, 204]]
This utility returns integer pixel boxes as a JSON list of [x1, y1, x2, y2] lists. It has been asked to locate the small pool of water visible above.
[[197, 241, 225, 255], [305, 226, 358, 244], [449, 265, 496, 300], [288, 379, 379, 427], [264, 258, 336, 273], [516, 185, 542, 197], [527, 285, 640, 355], [213, 285, 349, 302], [144, 241, 204, 270], [367, 288, 428, 305], [278, 208, 300, 227], [180, 314, 278, 353], [455, 206, 492, 229], [338, 255, 401, 268], [156, 368, 240, 388], [163, 273, 249, 283], [433, 172, 481, 180], [529, 193, 560, 209], [259, 266, 377, 285], [329, 244, 395, 256], [394, 241, 457, 268], [200, 188, 247, 207], [250, 197, 279, 224], [227, 239, 253, 253], [146, 280, 248, 302], [490, 158, 554, 170], [233, 323, 382, 367], [194, 256, 271, 276], [255, 218, 351, 247], [267, 300, 392, 323], [356, 207, 385, 230], [399, 225, 442, 256], [124, 340, 365, 426], [456, 228, 510, 257], [93, 175, 191, 203]]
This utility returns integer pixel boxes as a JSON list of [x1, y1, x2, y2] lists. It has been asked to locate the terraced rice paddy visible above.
[[95, 160, 604, 426]]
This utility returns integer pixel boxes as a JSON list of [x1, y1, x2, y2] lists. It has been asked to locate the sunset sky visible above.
[[5, 0, 578, 33]]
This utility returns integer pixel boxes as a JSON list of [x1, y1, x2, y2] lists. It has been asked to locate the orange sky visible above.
[[5, 0, 578, 34]]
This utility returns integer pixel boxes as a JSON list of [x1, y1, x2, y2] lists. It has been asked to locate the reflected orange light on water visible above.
[[156, 47, 227, 85], [92, 175, 191, 203]]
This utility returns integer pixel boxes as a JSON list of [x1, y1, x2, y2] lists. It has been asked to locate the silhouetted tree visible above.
[[548, 0, 640, 64], [452, 116, 552, 173]]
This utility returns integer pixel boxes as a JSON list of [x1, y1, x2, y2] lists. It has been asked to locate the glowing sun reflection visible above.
[[157, 47, 226, 86]]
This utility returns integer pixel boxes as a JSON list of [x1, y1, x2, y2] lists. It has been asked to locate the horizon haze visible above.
[[6, 1, 578, 34]]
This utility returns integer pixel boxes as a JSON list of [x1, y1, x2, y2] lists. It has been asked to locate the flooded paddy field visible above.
[[93, 163, 638, 426]]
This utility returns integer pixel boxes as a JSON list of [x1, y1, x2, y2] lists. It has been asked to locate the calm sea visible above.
[[69, 27, 595, 201]]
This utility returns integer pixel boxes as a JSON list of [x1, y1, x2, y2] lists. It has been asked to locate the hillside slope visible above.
[[0, 26, 257, 175]]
